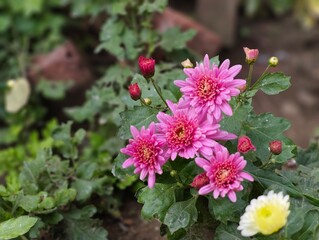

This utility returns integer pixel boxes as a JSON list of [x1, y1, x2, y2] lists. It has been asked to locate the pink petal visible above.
[[240, 172, 254, 182], [148, 171, 156, 188], [195, 157, 210, 168], [199, 184, 214, 195], [130, 126, 140, 139], [122, 158, 134, 168], [228, 191, 237, 202]]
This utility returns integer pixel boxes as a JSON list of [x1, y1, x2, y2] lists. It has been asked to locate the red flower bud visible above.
[[138, 56, 155, 78], [190, 172, 209, 189], [269, 140, 282, 155], [237, 136, 256, 154], [243, 47, 259, 64], [128, 83, 141, 101]]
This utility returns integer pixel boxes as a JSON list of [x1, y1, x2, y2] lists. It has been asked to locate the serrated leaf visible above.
[[164, 197, 198, 234], [138, 0, 167, 14], [36, 79, 72, 100], [118, 106, 160, 139], [296, 142, 319, 168], [112, 153, 134, 179], [291, 210, 319, 240], [0, 216, 38, 239], [245, 113, 292, 162], [221, 100, 253, 135], [214, 223, 246, 240], [138, 183, 177, 221], [254, 72, 291, 95], [160, 28, 196, 52], [71, 177, 108, 201]]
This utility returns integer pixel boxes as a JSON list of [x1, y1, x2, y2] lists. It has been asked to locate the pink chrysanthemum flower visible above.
[[175, 54, 246, 122], [195, 144, 254, 202], [121, 122, 167, 188], [156, 100, 236, 160]]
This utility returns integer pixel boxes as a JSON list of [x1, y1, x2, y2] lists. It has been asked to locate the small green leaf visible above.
[[36, 80, 72, 100], [0, 216, 38, 239], [209, 56, 220, 66], [138, 183, 177, 221], [138, 0, 167, 14], [254, 72, 291, 95], [160, 28, 196, 52], [119, 106, 160, 140], [112, 153, 135, 179], [54, 188, 77, 206], [164, 197, 198, 234]]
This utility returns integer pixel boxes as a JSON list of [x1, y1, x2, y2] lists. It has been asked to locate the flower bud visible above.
[[6, 80, 15, 89], [128, 83, 141, 101], [269, 140, 282, 155], [243, 47, 259, 64], [237, 136, 256, 154], [238, 83, 247, 93], [269, 56, 278, 67], [190, 172, 209, 189], [144, 98, 152, 105], [181, 58, 194, 68], [170, 170, 177, 177], [138, 56, 155, 78]]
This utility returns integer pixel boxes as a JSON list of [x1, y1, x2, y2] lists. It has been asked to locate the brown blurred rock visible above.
[[196, 0, 240, 47], [154, 7, 221, 56], [28, 41, 94, 91]]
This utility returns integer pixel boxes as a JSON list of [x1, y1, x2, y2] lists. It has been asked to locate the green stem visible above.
[[246, 64, 254, 89], [250, 65, 271, 90], [150, 77, 169, 108], [261, 153, 273, 169], [20, 235, 28, 240]]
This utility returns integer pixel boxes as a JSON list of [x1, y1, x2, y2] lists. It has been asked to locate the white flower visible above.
[[238, 190, 290, 237], [5, 78, 31, 113]]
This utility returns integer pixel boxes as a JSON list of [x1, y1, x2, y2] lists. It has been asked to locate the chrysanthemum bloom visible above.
[[138, 56, 155, 78], [174, 54, 245, 122], [237, 136, 256, 154], [121, 123, 167, 188], [157, 100, 236, 160], [195, 144, 253, 202], [238, 191, 290, 237]]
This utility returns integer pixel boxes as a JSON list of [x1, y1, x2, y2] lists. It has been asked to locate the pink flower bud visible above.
[[269, 140, 282, 155], [237, 136, 256, 154], [128, 83, 141, 101], [138, 56, 155, 78], [243, 47, 259, 64], [190, 172, 209, 189]]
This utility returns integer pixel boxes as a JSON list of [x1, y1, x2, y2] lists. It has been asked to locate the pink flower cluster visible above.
[[121, 54, 253, 202]]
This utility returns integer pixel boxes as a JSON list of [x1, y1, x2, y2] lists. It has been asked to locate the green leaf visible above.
[[291, 210, 319, 240], [63, 206, 108, 240], [253, 72, 291, 95], [164, 197, 198, 234], [54, 188, 77, 206], [214, 223, 246, 240], [250, 168, 301, 198], [36, 80, 72, 100], [0, 216, 38, 239], [19, 195, 41, 212], [209, 56, 220, 66], [221, 100, 253, 135], [138, 183, 177, 221], [245, 113, 292, 162], [160, 28, 196, 52], [208, 190, 247, 224], [112, 153, 135, 179], [71, 177, 108, 201], [138, 0, 168, 14], [118, 106, 160, 140], [296, 142, 319, 168]]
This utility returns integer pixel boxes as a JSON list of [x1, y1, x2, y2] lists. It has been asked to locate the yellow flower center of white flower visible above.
[[255, 203, 288, 235]]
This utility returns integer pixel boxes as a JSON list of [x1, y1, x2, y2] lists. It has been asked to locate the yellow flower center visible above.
[[255, 203, 288, 235]]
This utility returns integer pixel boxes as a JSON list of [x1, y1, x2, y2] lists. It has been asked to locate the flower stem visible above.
[[150, 77, 169, 108], [250, 65, 270, 90], [246, 64, 254, 88]]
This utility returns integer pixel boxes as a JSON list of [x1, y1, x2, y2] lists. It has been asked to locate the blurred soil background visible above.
[[14, 0, 319, 239]]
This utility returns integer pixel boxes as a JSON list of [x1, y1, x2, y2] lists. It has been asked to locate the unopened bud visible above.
[[269, 57, 278, 67], [170, 170, 177, 177], [128, 83, 141, 101], [237, 136, 256, 154], [269, 140, 282, 155], [138, 56, 155, 78], [144, 98, 152, 105], [190, 172, 209, 189], [181, 58, 193, 68], [238, 84, 247, 93], [243, 47, 259, 64]]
